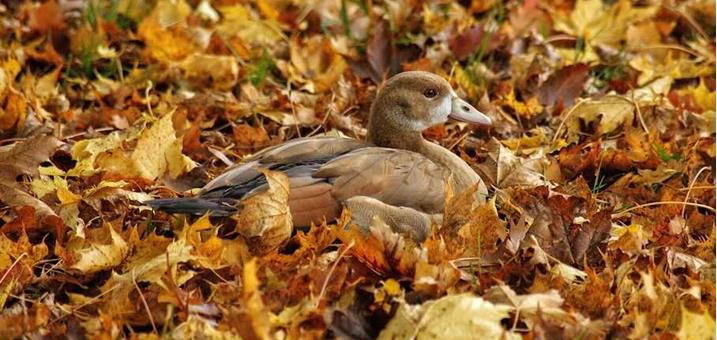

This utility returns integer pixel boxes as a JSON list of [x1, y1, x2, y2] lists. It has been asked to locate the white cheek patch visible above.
[[403, 95, 454, 131], [429, 95, 452, 125]]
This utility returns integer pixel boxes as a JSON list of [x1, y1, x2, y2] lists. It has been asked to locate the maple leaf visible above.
[[0, 230, 49, 308], [475, 138, 547, 188], [335, 211, 421, 277], [57, 223, 129, 274], [483, 285, 569, 328], [70, 113, 196, 180], [180, 53, 240, 91], [677, 305, 716, 340]]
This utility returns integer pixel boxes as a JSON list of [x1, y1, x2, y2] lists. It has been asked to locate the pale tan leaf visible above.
[[233, 169, 292, 255], [379, 294, 520, 340]]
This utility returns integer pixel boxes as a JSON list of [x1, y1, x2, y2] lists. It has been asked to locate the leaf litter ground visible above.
[[0, 0, 714, 338]]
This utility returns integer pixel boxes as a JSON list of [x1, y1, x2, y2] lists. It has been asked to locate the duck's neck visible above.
[[367, 108, 482, 193], [417, 140, 481, 190], [366, 104, 424, 151]]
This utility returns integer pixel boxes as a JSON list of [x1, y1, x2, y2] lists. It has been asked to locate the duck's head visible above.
[[368, 71, 492, 136]]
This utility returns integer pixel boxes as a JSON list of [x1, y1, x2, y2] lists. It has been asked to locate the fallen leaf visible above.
[[484, 285, 569, 327], [538, 63, 590, 107], [676, 305, 716, 340], [379, 294, 520, 340], [233, 169, 292, 255], [0, 135, 63, 220], [476, 138, 547, 188], [60, 223, 130, 274], [335, 211, 420, 277], [553, 0, 658, 48], [562, 95, 634, 143], [137, 0, 197, 62], [288, 36, 347, 93], [180, 53, 240, 91], [77, 113, 197, 180]]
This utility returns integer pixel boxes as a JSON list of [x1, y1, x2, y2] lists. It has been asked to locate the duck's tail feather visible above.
[[145, 197, 240, 216]]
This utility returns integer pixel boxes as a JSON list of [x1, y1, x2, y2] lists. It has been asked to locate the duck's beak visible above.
[[449, 94, 492, 126]]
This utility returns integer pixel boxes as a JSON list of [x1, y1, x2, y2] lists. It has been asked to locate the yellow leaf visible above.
[[68, 132, 126, 177], [383, 279, 402, 297], [289, 36, 347, 93], [216, 4, 283, 52], [96, 236, 196, 315], [180, 53, 240, 91], [677, 305, 716, 340], [91, 113, 196, 180], [500, 90, 543, 119], [137, 0, 197, 62], [630, 53, 713, 86], [683, 79, 716, 112], [65, 223, 129, 274], [0, 91, 27, 131], [56, 183, 81, 205], [553, 0, 658, 47]]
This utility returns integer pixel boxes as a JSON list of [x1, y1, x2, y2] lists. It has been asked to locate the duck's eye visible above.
[[423, 88, 437, 98]]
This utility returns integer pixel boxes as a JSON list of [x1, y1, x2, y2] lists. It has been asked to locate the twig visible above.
[[287, 80, 303, 138], [551, 99, 587, 145], [681, 167, 710, 218], [0, 253, 27, 287], [612, 201, 716, 218], [133, 273, 158, 334], [637, 44, 704, 59], [317, 241, 354, 303], [677, 185, 714, 191], [628, 96, 649, 134]]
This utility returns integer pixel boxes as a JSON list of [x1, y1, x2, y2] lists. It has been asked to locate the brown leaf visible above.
[[0, 135, 63, 183], [538, 64, 590, 108], [448, 24, 499, 61], [366, 20, 394, 83], [0, 136, 62, 220], [27, 0, 67, 35]]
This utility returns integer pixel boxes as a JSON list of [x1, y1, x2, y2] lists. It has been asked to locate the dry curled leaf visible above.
[[0, 135, 62, 219], [233, 168, 292, 255]]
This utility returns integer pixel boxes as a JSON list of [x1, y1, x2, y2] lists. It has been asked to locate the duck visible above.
[[147, 71, 492, 241]]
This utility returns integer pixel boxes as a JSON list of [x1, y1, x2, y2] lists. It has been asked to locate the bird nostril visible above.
[[462, 106, 469, 111]]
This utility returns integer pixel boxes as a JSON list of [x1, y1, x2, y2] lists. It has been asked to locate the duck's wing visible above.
[[147, 136, 368, 216], [314, 148, 449, 214], [200, 136, 368, 198]]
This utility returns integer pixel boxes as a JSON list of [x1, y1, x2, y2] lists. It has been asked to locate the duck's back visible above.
[[147, 135, 451, 225]]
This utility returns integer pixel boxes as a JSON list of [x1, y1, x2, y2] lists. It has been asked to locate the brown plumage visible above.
[[147, 71, 492, 240]]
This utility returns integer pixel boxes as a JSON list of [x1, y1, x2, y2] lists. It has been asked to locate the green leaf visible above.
[[248, 49, 274, 86]]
